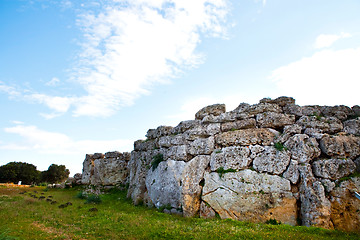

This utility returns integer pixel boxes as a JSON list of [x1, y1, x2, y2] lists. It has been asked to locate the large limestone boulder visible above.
[[184, 123, 221, 140], [202, 170, 297, 225], [256, 112, 295, 129], [81, 154, 94, 185], [282, 160, 299, 184], [329, 177, 360, 232], [252, 146, 291, 175], [319, 134, 360, 158], [312, 158, 356, 180], [210, 146, 251, 171], [146, 160, 186, 210], [344, 119, 360, 136], [91, 153, 130, 186], [195, 104, 226, 120], [284, 134, 321, 163], [221, 118, 256, 132], [181, 155, 210, 217], [189, 136, 215, 155], [298, 164, 332, 229], [320, 105, 353, 121], [215, 128, 279, 147], [296, 116, 343, 134], [127, 150, 162, 205], [259, 96, 295, 107]]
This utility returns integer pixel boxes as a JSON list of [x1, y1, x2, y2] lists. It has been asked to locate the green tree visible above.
[[0, 162, 40, 184], [41, 164, 70, 183]]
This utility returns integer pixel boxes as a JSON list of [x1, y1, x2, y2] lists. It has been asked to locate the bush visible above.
[[266, 218, 281, 225], [76, 191, 87, 199], [274, 142, 287, 151], [85, 194, 102, 204], [151, 154, 164, 171]]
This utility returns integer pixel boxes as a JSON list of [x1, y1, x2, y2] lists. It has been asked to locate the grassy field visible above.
[[0, 186, 359, 240]]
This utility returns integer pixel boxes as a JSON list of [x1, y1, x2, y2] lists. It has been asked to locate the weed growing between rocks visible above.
[[266, 218, 282, 225], [216, 167, 237, 178], [151, 154, 164, 171], [85, 194, 102, 204], [274, 142, 287, 151]]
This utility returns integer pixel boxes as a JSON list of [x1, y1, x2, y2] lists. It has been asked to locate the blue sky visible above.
[[1, 0, 359, 175]]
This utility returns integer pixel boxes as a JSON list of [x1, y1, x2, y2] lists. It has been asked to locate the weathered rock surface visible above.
[[256, 112, 295, 129], [202, 170, 297, 225], [312, 158, 356, 180], [282, 160, 299, 184], [298, 164, 332, 229], [181, 155, 210, 217], [252, 146, 291, 175], [146, 160, 186, 209], [329, 178, 360, 232], [215, 128, 278, 147], [210, 146, 251, 171], [319, 134, 360, 158], [344, 119, 360, 136], [221, 118, 256, 132], [284, 134, 321, 163], [195, 104, 226, 120]]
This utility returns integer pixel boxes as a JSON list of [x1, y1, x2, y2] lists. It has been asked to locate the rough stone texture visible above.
[[282, 160, 299, 184], [321, 105, 353, 121], [283, 104, 303, 117], [195, 104, 226, 120], [164, 145, 191, 161], [320, 179, 335, 193], [352, 105, 360, 117], [171, 120, 200, 135], [276, 124, 302, 143], [302, 105, 322, 116], [355, 157, 360, 173], [105, 151, 122, 158], [298, 164, 332, 229], [93, 153, 105, 159], [202, 170, 297, 225], [81, 154, 94, 185], [259, 96, 295, 107], [256, 112, 295, 129], [189, 136, 215, 155], [312, 158, 356, 180], [252, 146, 291, 175], [181, 155, 210, 217], [296, 116, 343, 134], [319, 134, 360, 158], [221, 118, 256, 132], [184, 123, 221, 140], [344, 119, 360, 136], [200, 201, 216, 219], [159, 135, 186, 148], [329, 178, 360, 232], [215, 128, 279, 147], [210, 146, 251, 171], [284, 134, 321, 163], [146, 160, 186, 209]]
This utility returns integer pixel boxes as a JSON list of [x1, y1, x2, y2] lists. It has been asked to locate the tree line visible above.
[[0, 162, 70, 185]]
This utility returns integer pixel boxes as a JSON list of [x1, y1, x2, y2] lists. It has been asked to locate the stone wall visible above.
[[81, 151, 130, 186], [82, 96, 360, 232]]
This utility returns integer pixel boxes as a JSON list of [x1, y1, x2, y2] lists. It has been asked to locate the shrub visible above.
[[266, 218, 281, 225], [151, 154, 164, 171], [85, 194, 102, 204], [274, 142, 287, 151], [76, 191, 87, 199]]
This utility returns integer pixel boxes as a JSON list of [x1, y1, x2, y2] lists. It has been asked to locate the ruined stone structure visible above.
[[82, 97, 360, 232]]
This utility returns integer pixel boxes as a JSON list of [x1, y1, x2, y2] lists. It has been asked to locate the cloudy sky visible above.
[[1, 0, 359, 175]]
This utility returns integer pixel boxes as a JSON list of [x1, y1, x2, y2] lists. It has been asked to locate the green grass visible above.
[[0, 186, 359, 240], [274, 142, 287, 151], [216, 167, 237, 178]]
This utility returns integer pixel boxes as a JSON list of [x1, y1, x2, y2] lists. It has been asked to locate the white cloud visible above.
[[1, 124, 133, 155], [46, 77, 60, 86], [314, 32, 352, 49], [271, 47, 360, 106], [68, 0, 230, 117]]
